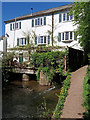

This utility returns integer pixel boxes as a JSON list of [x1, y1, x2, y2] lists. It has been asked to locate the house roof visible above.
[[4, 4, 73, 24]]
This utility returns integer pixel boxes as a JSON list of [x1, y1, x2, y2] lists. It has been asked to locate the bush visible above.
[[53, 74, 71, 119], [83, 67, 90, 120], [30, 51, 68, 82]]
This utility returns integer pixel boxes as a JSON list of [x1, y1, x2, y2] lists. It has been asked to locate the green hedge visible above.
[[83, 67, 90, 120], [53, 74, 71, 119]]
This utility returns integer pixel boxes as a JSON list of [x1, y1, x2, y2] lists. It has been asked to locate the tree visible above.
[[23, 30, 36, 60], [70, 2, 90, 55]]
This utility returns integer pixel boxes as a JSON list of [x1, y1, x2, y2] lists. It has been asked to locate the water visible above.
[[2, 80, 61, 119]]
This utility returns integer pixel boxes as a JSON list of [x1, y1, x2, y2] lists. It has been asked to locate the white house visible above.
[[0, 36, 4, 52], [4, 4, 82, 62]]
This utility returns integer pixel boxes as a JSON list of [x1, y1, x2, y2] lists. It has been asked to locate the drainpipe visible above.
[[52, 13, 54, 46]]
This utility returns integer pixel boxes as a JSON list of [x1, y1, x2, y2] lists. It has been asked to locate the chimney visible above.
[[31, 8, 33, 16]]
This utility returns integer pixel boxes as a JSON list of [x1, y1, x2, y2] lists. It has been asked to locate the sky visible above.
[[1, 2, 71, 36]]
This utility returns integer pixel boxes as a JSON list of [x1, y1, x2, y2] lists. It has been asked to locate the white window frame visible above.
[[10, 22, 21, 31], [60, 12, 74, 23], [37, 36, 47, 45], [61, 31, 74, 42], [18, 38, 26, 46], [34, 17, 45, 27]]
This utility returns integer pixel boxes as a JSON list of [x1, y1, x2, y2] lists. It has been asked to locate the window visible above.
[[35, 37, 37, 45], [44, 36, 46, 43], [32, 19, 34, 27], [13, 24, 14, 30], [58, 33, 61, 42], [38, 37, 40, 43], [61, 31, 75, 41], [74, 32, 77, 40], [65, 32, 69, 40], [33, 17, 46, 27], [59, 14, 61, 23], [48, 36, 50, 44], [35, 36, 48, 45], [44, 17, 46, 25], [19, 22, 21, 29], [63, 13, 66, 21], [10, 24, 12, 30], [40, 36, 43, 43], [59, 12, 74, 23], [67, 13, 69, 21], [70, 15, 73, 20], [35, 19, 37, 26], [17, 38, 26, 46], [16, 23, 18, 29], [19, 53, 23, 63], [17, 38, 19, 46], [21, 38, 24, 45], [41, 18, 43, 25], [70, 32, 72, 39], [10, 22, 21, 30], [62, 33, 64, 40], [38, 18, 40, 25]]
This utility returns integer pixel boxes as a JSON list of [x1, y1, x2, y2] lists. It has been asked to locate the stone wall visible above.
[[39, 70, 51, 86]]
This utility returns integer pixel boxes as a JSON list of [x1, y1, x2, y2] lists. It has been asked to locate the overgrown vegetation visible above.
[[2, 52, 15, 83], [70, 2, 90, 56], [37, 97, 51, 119], [83, 67, 90, 120], [30, 51, 68, 82], [53, 74, 71, 119]]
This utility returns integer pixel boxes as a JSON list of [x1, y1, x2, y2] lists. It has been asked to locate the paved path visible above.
[[61, 66, 87, 119]]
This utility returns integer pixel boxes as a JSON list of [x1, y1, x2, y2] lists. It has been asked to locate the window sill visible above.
[[32, 25, 46, 28], [37, 43, 47, 45], [62, 40, 73, 42], [59, 20, 73, 23]]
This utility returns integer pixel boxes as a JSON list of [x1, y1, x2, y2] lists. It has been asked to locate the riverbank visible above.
[[60, 66, 87, 119]]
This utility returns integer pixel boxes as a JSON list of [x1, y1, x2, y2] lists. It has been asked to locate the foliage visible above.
[[70, 2, 90, 54], [83, 67, 90, 120], [30, 51, 67, 81], [23, 30, 36, 44], [37, 97, 51, 119], [53, 74, 71, 119], [2, 52, 15, 82], [31, 51, 65, 67]]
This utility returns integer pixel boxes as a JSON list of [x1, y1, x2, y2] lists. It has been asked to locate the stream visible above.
[[2, 79, 61, 119]]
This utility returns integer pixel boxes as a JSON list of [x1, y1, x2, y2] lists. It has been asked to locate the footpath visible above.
[[60, 66, 87, 119]]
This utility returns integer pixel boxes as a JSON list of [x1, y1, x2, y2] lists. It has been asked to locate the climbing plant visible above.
[[30, 50, 68, 82]]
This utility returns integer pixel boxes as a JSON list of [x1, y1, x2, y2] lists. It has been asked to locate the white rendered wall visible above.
[[0, 40, 3, 52], [5, 10, 81, 50]]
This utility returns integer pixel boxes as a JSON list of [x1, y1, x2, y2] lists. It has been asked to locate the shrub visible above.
[[53, 74, 71, 119], [83, 67, 90, 120], [30, 51, 68, 82]]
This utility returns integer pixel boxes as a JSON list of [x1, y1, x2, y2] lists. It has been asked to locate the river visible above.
[[2, 78, 61, 119]]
